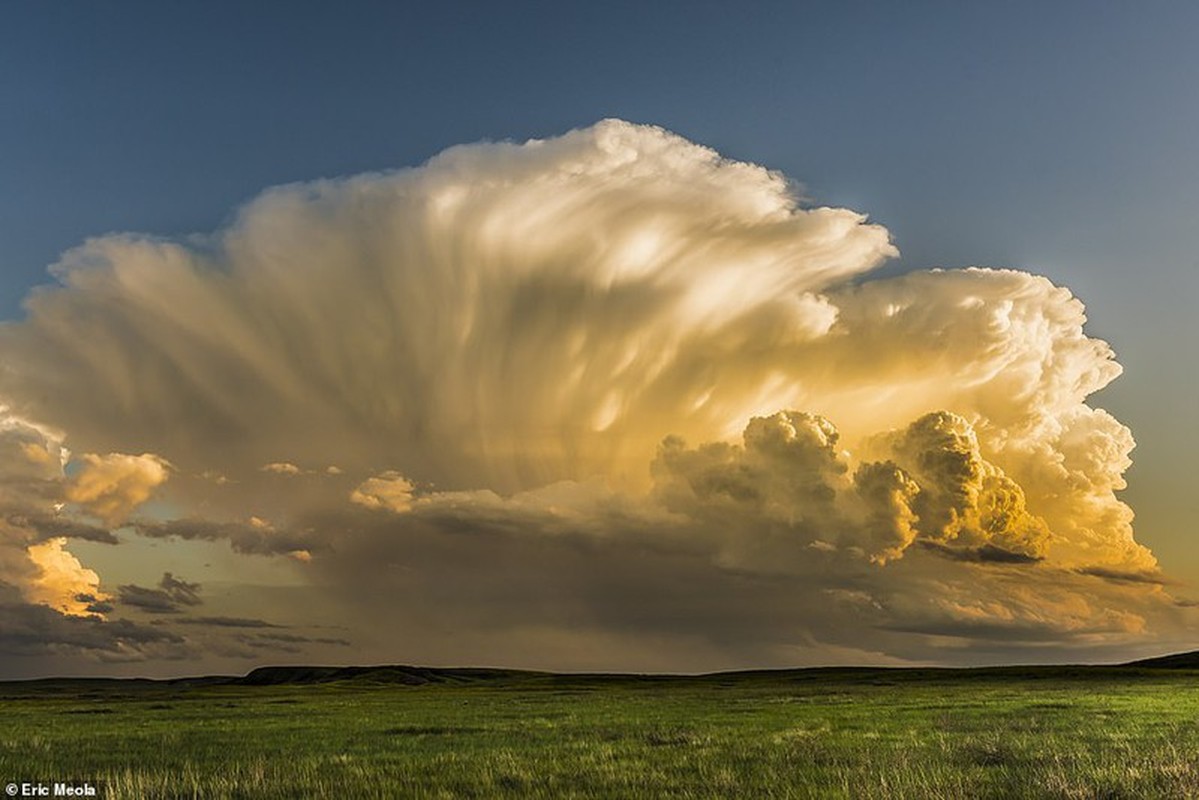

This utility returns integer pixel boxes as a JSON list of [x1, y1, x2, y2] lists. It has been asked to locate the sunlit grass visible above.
[[2, 668, 1198, 798]]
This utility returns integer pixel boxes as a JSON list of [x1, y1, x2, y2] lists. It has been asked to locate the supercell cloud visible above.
[[0, 120, 1181, 674]]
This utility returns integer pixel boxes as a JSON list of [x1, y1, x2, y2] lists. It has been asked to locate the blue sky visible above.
[[1, 1, 1198, 674], [6, 2, 1195, 308]]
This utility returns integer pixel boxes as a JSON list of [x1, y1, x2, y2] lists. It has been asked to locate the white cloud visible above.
[[261, 462, 303, 476], [0, 120, 894, 496]]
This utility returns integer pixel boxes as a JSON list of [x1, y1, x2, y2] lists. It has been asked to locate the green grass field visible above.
[[3, 665, 1199, 798]]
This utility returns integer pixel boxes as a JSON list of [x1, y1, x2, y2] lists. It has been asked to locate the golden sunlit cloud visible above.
[[65, 452, 172, 526], [350, 471, 416, 513], [25, 537, 106, 616], [0, 121, 1183, 672]]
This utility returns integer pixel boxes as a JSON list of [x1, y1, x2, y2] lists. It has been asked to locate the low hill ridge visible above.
[[1123, 650, 1199, 669], [8, 650, 1199, 687], [234, 664, 529, 686]]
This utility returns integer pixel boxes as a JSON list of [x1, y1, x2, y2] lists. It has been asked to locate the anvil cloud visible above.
[[0, 121, 1179, 675]]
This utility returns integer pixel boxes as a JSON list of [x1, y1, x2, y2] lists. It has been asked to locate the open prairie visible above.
[[4, 664, 1199, 799]]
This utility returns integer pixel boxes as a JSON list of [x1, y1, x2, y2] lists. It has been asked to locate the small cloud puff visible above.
[[350, 471, 416, 513], [65, 452, 171, 526], [260, 462, 303, 476]]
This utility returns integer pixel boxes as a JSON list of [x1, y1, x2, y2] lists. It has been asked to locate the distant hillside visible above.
[[1124, 650, 1199, 669], [229, 655, 1199, 685], [9, 652, 1199, 689], [231, 664, 532, 686]]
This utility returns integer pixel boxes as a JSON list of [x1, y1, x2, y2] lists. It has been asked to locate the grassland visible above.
[[3, 664, 1199, 798]]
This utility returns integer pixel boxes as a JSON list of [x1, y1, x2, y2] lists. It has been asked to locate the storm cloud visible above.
[[0, 120, 1179, 673]]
